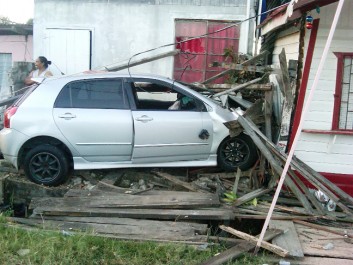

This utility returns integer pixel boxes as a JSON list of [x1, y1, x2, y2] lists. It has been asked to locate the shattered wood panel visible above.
[[269, 220, 304, 258], [11, 217, 208, 242], [295, 224, 353, 259], [31, 193, 220, 209], [32, 207, 235, 220]]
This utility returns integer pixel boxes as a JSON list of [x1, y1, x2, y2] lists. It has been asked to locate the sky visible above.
[[0, 0, 34, 24]]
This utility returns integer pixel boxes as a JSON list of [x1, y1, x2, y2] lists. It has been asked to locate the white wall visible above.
[[34, 0, 255, 77], [295, 1, 353, 174], [272, 28, 300, 67]]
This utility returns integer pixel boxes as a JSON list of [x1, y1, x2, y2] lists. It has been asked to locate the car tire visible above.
[[23, 144, 69, 186], [217, 133, 258, 171]]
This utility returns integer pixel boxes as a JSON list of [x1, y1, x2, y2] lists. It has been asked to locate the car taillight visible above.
[[4, 106, 18, 128]]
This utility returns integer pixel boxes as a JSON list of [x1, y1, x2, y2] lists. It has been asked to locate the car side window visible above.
[[54, 79, 129, 109], [131, 81, 203, 111]]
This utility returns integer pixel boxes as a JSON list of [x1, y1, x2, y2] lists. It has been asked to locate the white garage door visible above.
[[45, 29, 91, 75]]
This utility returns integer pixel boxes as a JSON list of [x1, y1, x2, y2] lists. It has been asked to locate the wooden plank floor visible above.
[[295, 223, 353, 260]]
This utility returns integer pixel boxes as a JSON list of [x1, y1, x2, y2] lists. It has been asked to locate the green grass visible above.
[[0, 214, 271, 265]]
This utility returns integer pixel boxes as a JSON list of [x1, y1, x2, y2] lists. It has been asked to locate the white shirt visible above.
[[32, 68, 51, 78]]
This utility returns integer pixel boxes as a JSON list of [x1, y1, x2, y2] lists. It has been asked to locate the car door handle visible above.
[[135, 115, 153, 122], [58, 113, 77, 119]]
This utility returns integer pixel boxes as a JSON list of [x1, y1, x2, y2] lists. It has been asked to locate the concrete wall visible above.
[[295, 1, 353, 175], [0, 35, 33, 63], [34, 0, 255, 77]]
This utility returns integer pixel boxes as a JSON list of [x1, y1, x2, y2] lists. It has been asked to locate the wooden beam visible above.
[[199, 228, 283, 265], [233, 188, 272, 207], [220, 63, 268, 73], [219, 225, 289, 257], [153, 171, 201, 192], [101, 49, 180, 72], [212, 76, 264, 98], [206, 83, 272, 91]]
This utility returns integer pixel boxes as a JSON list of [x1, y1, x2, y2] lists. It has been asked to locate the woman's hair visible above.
[[38, 56, 52, 68]]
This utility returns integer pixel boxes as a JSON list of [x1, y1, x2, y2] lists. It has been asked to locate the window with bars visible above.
[[333, 53, 353, 131]]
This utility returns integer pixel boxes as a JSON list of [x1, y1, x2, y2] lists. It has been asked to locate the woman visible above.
[[25, 56, 53, 85]]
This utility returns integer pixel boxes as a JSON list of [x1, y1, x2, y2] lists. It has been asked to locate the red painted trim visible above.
[[332, 53, 343, 129], [332, 52, 353, 130], [302, 129, 353, 135], [288, 19, 320, 150], [295, 171, 353, 197]]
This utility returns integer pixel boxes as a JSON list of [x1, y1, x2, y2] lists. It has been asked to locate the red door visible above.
[[173, 20, 240, 84]]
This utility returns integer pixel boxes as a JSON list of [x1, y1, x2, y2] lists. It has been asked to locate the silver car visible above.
[[0, 73, 257, 186]]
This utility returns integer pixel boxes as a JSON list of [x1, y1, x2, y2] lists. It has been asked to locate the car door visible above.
[[53, 78, 134, 162], [127, 78, 213, 163]]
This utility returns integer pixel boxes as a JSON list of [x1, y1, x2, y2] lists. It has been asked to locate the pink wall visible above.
[[0, 35, 33, 63]]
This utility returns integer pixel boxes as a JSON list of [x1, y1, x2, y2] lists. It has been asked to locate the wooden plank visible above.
[[29, 215, 208, 233], [287, 168, 326, 214], [240, 116, 353, 214], [293, 257, 353, 265], [32, 206, 235, 220], [276, 49, 296, 152], [31, 193, 220, 209], [264, 90, 273, 141], [101, 49, 180, 71], [233, 188, 272, 207], [233, 113, 315, 214], [295, 223, 353, 259], [206, 83, 272, 91], [232, 168, 241, 194], [212, 76, 264, 98], [153, 171, 200, 192], [269, 220, 304, 258], [219, 225, 289, 257], [221, 63, 267, 73], [293, 220, 353, 239], [10, 217, 207, 242], [199, 228, 283, 265]]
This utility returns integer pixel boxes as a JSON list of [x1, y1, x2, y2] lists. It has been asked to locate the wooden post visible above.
[[100, 49, 180, 72], [232, 168, 241, 195]]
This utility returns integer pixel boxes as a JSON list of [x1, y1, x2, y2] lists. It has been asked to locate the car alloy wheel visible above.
[[24, 145, 69, 186], [217, 133, 258, 171]]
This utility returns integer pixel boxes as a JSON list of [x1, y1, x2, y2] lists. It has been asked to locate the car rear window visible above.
[[13, 84, 39, 107], [54, 79, 129, 109]]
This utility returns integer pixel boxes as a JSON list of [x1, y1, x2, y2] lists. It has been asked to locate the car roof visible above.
[[42, 72, 174, 84]]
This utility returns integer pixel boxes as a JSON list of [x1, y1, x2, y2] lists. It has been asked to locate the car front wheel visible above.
[[217, 133, 258, 171], [23, 144, 69, 186]]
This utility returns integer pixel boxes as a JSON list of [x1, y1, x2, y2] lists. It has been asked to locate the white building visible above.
[[34, 0, 257, 82]]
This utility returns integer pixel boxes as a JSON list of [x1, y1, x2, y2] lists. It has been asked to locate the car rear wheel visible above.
[[23, 144, 69, 186], [217, 133, 258, 171]]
